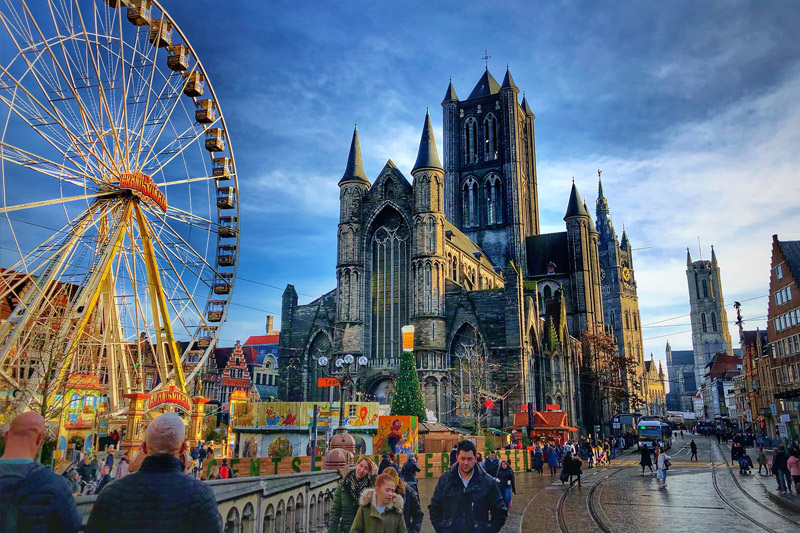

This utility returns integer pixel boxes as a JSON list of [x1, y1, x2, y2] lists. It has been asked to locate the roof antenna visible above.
[[698, 236, 702, 260]]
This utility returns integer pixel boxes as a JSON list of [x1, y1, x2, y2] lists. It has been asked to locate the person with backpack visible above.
[[656, 446, 671, 488], [0, 411, 82, 532], [218, 458, 231, 479]]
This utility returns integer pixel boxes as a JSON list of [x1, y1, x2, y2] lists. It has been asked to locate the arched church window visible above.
[[701, 312, 707, 332], [451, 256, 458, 281], [485, 175, 501, 225], [462, 178, 477, 227], [465, 118, 478, 163], [702, 279, 708, 298], [610, 311, 616, 330], [426, 217, 435, 251], [625, 312, 630, 330], [543, 285, 552, 301], [383, 177, 394, 198], [484, 113, 498, 159], [711, 312, 718, 332]]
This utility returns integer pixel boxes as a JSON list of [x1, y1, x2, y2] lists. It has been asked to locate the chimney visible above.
[[266, 315, 276, 335]]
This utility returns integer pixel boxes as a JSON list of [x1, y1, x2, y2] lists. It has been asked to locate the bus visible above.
[[636, 420, 672, 451]]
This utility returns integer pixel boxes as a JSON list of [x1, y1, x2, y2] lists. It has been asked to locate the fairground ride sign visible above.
[[147, 385, 191, 413], [119, 172, 167, 214]]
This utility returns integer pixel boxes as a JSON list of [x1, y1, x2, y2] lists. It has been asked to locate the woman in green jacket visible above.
[[329, 456, 377, 533], [350, 474, 407, 533]]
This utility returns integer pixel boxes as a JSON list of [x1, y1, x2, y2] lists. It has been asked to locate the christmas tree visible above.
[[390, 349, 427, 420]]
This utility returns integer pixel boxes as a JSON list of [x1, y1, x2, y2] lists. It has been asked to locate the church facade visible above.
[[278, 68, 611, 431]]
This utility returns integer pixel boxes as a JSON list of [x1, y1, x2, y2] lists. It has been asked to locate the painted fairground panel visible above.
[[231, 401, 379, 429], [55, 374, 109, 461], [374, 415, 418, 454]]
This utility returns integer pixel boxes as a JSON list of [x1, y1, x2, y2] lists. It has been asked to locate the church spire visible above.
[[521, 93, 533, 115], [596, 169, 609, 216], [442, 78, 458, 104], [501, 65, 517, 90], [412, 110, 442, 172], [584, 199, 598, 234], [711, 245, 718, 266], [686, 247, 693, 266], [621, 226, 630, 250], [564, 180, 589, 220], [338, 125, 369, 186]]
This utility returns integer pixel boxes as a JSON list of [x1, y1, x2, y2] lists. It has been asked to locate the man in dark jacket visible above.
[[401, 453, 422, 486], [772, 445, 792, 494], [0, 411, 82, 532], [86, 412, 222, 532], [96, 465, 112, 493], [429, 440, 507, 533], [483, 451, 500, 478], [449, 444, 458, 466]]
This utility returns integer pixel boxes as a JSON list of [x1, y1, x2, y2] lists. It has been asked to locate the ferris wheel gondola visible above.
[[0, 0, 239, 414]]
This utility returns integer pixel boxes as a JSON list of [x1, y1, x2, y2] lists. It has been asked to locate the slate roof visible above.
[[525, 232, 569, 276], [669, 349, 694, 365], [467, 69, 501, 100], [442, 80, 458, 103], [520, 95, 533, 115], [501, 67, 517, 89], [412, 111, 442, 171], [564, 182, 589, 219], [778, 239, 800, 280], [444, 220, 494, 266], [338, 127, 369, 186]]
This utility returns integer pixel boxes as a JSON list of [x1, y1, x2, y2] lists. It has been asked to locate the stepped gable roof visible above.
[[467, 69, 501, 100], [412, 110, 442, 171], [778, 238, 800, 279], [442, 79, 458, 103], [525, 232, 569, 276], [338, 126, 369, 186]]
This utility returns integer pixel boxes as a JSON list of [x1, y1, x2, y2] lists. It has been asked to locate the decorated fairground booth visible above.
[[55, 374, 109, 462], [512, 409, 578, 445], [229, 398, 381, 468]]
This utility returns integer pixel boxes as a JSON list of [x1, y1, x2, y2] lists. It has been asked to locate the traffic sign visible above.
[[317, 377, 340, 388]]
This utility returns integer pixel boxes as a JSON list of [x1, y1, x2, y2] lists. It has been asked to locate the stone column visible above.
[[189, 396, 210, 447], [121, 392, 150, 455]]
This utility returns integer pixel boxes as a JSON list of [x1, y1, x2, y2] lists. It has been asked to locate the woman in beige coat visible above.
[[350, 473, 406, 533]]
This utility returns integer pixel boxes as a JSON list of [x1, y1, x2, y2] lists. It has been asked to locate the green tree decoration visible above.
[[391, 349, 427, 420]]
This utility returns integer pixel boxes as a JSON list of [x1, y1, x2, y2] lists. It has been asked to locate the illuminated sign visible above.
[[119, 172, 167, 213], [147, 385, 191, 412]]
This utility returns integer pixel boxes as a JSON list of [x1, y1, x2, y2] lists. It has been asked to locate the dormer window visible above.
[[547, 261, 556, 274]]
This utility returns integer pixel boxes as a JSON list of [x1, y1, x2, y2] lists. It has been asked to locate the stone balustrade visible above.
[[75, 469, 342, 532]]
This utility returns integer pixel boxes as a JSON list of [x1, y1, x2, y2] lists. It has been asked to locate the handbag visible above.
[[663, 459, 671, 469]]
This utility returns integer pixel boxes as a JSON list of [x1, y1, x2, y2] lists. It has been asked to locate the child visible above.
[[350, 473, 407, 533]]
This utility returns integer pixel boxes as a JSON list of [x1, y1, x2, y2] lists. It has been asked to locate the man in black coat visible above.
[[429, 440, 508, 533], [0, 412, 82, 532], [483, 451, 500, 478], [86, 412, 223, 532]]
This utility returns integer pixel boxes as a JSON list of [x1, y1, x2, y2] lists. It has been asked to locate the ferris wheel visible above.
[[0, 0, 239, 414]]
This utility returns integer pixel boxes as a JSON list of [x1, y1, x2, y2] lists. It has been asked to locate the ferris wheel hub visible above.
[[118, 172, 167, 213]]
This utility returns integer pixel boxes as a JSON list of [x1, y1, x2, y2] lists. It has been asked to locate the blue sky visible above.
[[160, 0, 800, 369], [5, 1, 800, 378]]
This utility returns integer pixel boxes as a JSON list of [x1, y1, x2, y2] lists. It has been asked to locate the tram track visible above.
[[710, 459, 783, 533], [712, 442, 800, 529], [557, 467, 621, 533]]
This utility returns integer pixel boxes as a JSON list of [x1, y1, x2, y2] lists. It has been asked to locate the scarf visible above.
[[345, 470, 371, 502]]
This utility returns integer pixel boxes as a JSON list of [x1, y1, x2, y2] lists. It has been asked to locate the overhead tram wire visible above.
[[640, 294, 769, 328]]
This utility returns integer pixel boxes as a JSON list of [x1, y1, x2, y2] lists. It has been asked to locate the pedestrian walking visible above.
[[85, 413, 222, 532], [656, 446, 671, 488], [690, 439, 698, 461], [483, 450, 500, 477], [378, 454, 392, 474], [104, 451, 114, 475], [116, 452, 130, 479], [757, 447, 767, 475], [218, 458, 230, 479], [640, 444, 653, 475], [563, 451, 582, 487], [428, 440, 507, 533], [329, 456, 377, 533], [547, 446, 559, 476], [495, 460, 516, 509], [400, 453, 421, 487], [0, 411, 83, 532], [532, 447, 544, 475], [787, 449, 800, 493], [350, 473, 407, 533], [96, 465, 112, 493], [449, 444, 458, 467], [89, 454, 99, 481], [384, 467, 424, 533], [772, 446, 792, 494]]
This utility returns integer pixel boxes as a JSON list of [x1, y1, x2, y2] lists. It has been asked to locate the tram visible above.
[[636, 420, 672, 451]]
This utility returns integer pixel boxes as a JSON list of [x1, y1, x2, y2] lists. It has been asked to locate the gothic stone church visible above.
[[278, 68, 611, 431]]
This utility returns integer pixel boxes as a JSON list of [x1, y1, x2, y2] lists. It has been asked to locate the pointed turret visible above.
[[521, 94, 534, 115], [621, 227, 630, 250], [564, 180, 589, 220], [584, 200, 598, 234], [686, 247, 693, 266], [412, 110, 442, 172], [711, 245, 718, 266], [467, 69, 501, 100], [338, 126, 369, 186], [442, 78, 458, 104], [501, 66, 517, 89]]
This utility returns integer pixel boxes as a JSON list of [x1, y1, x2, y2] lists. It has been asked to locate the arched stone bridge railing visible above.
[[75, 470, 342, 532]]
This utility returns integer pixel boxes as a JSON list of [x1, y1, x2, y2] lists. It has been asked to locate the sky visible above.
[[161, 0, 800, 371], [5, 0, 800, 380]]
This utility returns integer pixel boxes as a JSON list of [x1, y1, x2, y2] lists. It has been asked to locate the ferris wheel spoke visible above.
[[151, 228, 210, 327], [0, 190, 114, 214], [141, 121, 211, 176], [0, 140, 100, 186], [0, 63, 111, 178], [157, 174, 216, 187]]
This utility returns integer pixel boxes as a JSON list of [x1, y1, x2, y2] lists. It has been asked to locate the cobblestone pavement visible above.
[[413, 435, 800, 533]]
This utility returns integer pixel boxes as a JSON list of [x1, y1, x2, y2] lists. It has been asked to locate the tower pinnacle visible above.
[[338, 125, 369, 186], [412, 110, 442, 172]]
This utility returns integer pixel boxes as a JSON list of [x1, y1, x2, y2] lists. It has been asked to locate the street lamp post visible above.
[[318, 353, 368, 434]]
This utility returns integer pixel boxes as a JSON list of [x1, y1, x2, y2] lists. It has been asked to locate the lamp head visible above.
[[317, 356, 328, 367], [358, 356, 369, 366], [335, 358, 344, 368], [344, 353, 354, 365]]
